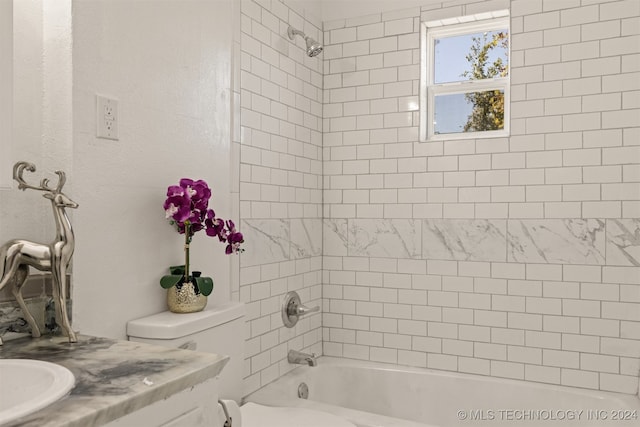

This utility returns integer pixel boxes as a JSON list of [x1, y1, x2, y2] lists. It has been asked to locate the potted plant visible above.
[[161, 178, 243, 312]]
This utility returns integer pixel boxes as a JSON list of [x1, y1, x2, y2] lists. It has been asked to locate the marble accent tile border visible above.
[[325, 218, 640, 266], [423, 219, 507, 262], [348, 219, 422, 259], [508, 219, 606, 265], [240, 219, 290, 266], [323, 219, 348, 257], [606, 219, 640, 267], [291, 218, 323, 259], [240, 219, 324, 266]]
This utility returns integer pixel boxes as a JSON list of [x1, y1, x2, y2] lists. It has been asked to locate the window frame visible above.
[[419, 15, 510, 142]]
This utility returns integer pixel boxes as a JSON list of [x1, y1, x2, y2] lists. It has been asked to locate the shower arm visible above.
[[287, 26, 306, 41], [287, 25, 323, 57]]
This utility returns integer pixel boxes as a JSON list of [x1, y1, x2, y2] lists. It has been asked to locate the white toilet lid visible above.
[[241, 402, 356, 427]]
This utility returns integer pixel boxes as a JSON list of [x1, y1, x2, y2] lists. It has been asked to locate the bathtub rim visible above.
[[248, 355, 640, 407]]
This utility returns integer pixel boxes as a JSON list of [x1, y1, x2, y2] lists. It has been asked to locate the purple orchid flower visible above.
[[224, 220, 244, 254], [205, 210, 227, 241], [164, 195, 191, 223], [166, 185, 186, 197], [191, 180, 211, 197], [164, 178, 244, 254], [225, 231, 244, 254]]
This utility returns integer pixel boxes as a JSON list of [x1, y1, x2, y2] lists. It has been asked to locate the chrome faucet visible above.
[[288, 349, 317, 367]]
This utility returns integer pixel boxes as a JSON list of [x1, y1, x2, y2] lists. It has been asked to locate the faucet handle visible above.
[[282, 291, 320, 328], [294, 303, 320, 316]]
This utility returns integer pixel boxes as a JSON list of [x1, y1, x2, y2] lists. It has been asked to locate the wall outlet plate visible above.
[[96, 95, 118, 140]]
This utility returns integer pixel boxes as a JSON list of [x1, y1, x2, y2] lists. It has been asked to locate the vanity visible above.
[[0, 334, 227, 426]]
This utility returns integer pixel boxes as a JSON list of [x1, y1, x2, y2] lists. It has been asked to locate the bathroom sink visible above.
[[0, 359, 75, 424]]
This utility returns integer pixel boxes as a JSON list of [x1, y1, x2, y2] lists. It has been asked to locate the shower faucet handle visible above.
[[294, 303, 320, 316], [282, 291, 319, 328]]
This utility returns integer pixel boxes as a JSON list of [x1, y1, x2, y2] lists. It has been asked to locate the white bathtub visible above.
[[245, 357, 640, 427]]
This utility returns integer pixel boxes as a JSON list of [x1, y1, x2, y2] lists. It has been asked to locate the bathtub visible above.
[[245, 357, 640, 427]]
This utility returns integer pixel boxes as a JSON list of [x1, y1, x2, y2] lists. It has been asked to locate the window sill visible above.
[[422, 129, 509, 143]]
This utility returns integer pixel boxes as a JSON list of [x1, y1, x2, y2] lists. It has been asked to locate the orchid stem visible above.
[[184, 223, 190, 282]]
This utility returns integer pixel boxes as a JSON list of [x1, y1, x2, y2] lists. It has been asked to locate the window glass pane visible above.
[[434, 90, 505, 135], [434, 30, 508, 84]]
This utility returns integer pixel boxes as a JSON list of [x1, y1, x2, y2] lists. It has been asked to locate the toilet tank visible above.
[[127, 301, 245, 402]]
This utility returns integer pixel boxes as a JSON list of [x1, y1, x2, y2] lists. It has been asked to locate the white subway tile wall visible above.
[[239, 0, 323, 396], [321, 0, 640, 395], [239, 0, 639, 397]]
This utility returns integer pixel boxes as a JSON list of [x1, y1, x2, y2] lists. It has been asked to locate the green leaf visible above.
[[160, 274, 183, 289], [169, 265, 186, 275], [194, 276, 214, 296]]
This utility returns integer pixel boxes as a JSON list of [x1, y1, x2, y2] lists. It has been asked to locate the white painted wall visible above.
[[0, 0, 12, 189], [72, 0, 235, 339], [42, 0, 73, 194], [0, 0, 51, 244]]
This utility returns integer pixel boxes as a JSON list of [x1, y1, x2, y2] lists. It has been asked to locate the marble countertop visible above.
[[0, 334, 228, 427]]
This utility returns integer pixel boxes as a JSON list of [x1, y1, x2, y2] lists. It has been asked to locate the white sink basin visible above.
[[0, 359, 75, 424]]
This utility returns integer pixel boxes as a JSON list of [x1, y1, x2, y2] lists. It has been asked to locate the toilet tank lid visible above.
[[127, 301, 245, 340]]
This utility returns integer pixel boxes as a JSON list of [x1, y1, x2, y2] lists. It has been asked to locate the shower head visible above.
[[287, 26, 323, 57], [305, 37, 324, 57]]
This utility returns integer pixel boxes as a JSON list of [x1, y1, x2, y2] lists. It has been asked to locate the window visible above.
[[420, 12, 510, 142]]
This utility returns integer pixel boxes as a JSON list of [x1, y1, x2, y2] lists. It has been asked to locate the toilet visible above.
[[127, 301, 246, 403], [127, 301, 356, 427]]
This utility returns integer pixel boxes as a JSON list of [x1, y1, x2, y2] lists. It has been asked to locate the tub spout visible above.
[[288, 349, 317, 367]]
